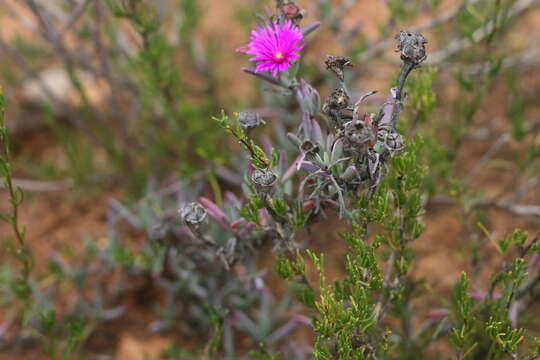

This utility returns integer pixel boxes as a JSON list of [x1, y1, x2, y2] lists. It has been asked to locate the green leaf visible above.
[[290, 282, 316, 308], [271, 148, 280, 169], [10, 277, 31, 300], [0, 158, 9, 178], [39, 310, 56, 333], [275, 255, 293, 279]]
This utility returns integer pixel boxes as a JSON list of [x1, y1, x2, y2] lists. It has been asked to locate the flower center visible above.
[[275, 51, 284, 60]]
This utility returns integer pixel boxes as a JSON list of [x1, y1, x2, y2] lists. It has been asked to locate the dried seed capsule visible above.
[[238, 111, 266, 130], [251, 168, 278, 196], [179, 202, 207, 238], [300, 140, 319, 160], [180, 202, 207, 226], [324, 87, 350, 110], [383, 131, 404, 156], [325, 55, 353, 82], [322, 87, 350, 128], [395, 31, 427, 65], [343, 121, 376, 153]]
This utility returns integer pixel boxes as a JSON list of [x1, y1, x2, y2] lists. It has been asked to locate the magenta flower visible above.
[[240, 20, 305, 76]]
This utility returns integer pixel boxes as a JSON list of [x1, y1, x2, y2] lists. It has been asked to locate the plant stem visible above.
[[0, 94, 32, 280], [391, 61, 415, 130]]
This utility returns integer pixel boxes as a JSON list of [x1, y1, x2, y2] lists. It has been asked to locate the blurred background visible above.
[[1, 0, 540, 359]]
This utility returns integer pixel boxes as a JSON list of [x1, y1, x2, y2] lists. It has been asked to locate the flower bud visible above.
[[279, 2, 303, 22], [287, 132, 302, 147], [302, 199, 316, 212], [322, 198, 339, 209], [199, 197, 230, 230], [298, 79, 321, 115], [258, 208, 271, 226], [340, 165, 358, 182], [230, 218, 247, 229]]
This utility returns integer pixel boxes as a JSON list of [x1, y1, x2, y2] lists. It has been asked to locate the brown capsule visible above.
[[323, 87, 350, 110], [395, 31, 427, 65], [238, 111, 266, 130], [180, 202, 207, 226], [300, 140, 319, 156], [383, 131, 404, 155], [251, 168, 278, 196], [325, 55, 353, 82]]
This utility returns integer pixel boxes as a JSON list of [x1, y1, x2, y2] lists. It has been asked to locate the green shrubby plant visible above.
[[2, 0, 227, 189], [1, 0, 540, 359], [1, 88, 91, 358]]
